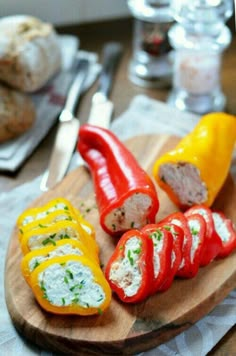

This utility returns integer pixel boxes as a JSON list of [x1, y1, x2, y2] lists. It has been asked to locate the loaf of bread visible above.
[[0, 84, 35, 142], [0, 15, 62, 92]]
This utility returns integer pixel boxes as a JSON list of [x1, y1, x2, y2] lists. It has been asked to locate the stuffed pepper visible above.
[[212, 211, 236, 258], [21, 239, 99, 285], [105, 229, 154, 303], [153, 112, 236, 209], [78, 124, 159, 236], [30, 255, 111, 315], [141, 225, 173, 294]]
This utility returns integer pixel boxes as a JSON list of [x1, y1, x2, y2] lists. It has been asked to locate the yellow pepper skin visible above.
[[30, 255, 111, 315], [153, 112, 236, 209], [20, 220, 99, 256], [21, 239, 99, 286]]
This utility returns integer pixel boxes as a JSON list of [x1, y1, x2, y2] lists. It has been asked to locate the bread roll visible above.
[[0, 15, 61, 92], [0, 84, 35, 142]]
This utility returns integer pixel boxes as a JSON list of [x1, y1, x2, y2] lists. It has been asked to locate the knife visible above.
[[40, 58, 90, 192], [88, 42, 123, 128]]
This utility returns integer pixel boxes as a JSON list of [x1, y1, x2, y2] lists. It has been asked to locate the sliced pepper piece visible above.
[[30, 255, 111, 315], [141, 224, 173, 294], [185, 205, 222, 266], [185, 213, 206, 278], [155, 223, 184, 291], [212, 211, 236, 258], [78, 124, 159, 236], [159, 212, 193, 278], [20, 220, 99, 257], [21, 239, 99, 286], [105, 229, 154, 303], [153, 112, 236, 209]]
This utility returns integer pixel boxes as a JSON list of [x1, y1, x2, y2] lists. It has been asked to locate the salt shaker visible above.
[[127, 0, 173, 88], [167, 0, 233, 114]]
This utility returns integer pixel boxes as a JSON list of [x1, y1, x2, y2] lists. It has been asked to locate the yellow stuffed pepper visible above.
[[30, 255, 111, 315], [21, 239, 100, 285], [153, 112, 236, 209]]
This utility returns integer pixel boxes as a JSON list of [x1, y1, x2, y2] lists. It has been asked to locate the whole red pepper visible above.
[[141, 224, 173, 294], [185, 205, 222, 266], [105, 229, 154, 303], [78, 124, 159, 236], [212, 211, 236, 258], [155, 222, 184, 291]]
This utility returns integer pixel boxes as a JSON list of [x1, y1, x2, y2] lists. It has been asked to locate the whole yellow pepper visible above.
[[153, 112, 236, 209]]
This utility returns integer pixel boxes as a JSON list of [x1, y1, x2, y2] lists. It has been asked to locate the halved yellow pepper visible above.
[[30, 255, 111, 315], [21, 239, 99, 286], [20, 220, 99, 256], [153, 112, 236, 208]]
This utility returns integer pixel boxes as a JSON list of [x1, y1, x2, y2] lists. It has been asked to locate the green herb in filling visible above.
[[127, 250, 134, 266]]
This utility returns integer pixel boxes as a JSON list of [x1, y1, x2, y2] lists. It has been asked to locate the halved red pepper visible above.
[[105, 229, 154, 303], [155, 222, 184, 291], [212, 211, 236, 258], [185, 205, 222, 266], [158, 212, 193, 278], [78, 124, 159, 236], [141, 224, 173, 294]]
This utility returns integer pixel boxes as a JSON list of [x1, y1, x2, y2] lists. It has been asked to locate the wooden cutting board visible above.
[[5, 134, 236, 355]]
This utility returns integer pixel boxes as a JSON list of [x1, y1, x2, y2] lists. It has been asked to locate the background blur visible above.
[[0, 0, 130, 25]]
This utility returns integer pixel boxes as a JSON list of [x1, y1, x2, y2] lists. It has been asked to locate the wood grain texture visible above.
[[5, 134, 236, 355]]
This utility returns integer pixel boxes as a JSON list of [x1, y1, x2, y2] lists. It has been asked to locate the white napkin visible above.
[[0, 35, 101, 172], [1, 95, 236, 356]]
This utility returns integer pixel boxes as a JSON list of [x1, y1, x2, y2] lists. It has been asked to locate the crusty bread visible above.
[[0, 15, 61, 92], [0, 84, 35, 142]]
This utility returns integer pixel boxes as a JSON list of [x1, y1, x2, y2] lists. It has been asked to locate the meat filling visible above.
[[159, 162, 208, 206], [104, 193, 152, 233]]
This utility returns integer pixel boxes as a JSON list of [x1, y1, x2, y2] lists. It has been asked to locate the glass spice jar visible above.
[[167, 0, 233, 114], [127, 0, 174, 88]]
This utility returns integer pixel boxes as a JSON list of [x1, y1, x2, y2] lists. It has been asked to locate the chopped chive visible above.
[[97, 296, 104, 303], [119, 246, 124, 250], [60, 234, 70, 239], [130, 221, 135, 228], [42, 237, 56, 246], [191, 227, 198, 236], [66, 269, 74, 279], [19, 228, 23, 234], [133, 248, 141, 254], [60, 262, 66, 266], [112, 224, 116, 231], [85, 208, 91, 213], [64, 206, 69, 211], [38, 223, 47, 228], [72, 297, 79, 304], [160, 175, 166, 183], [33, 260, 40, 270], [85, 303, 90, 308], [40, 281, 46, 292], [127, 250, 134, 266], [97, 308, 103, 315], [64, 276, 69, 284], [163, 225, 171, 231], [62, 297, 65, 305]]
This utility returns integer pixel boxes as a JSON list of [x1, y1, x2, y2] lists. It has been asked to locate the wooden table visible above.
[[1, 17, 236, 355]]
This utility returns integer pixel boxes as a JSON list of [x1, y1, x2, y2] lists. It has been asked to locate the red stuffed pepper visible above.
[[212, 211, 236, 258], [105, 229, 154, 303], [141, 224, 173, 294], [155, 223, 184, 291], [78, 124, 159, 236], [185, 205, 222, 266]]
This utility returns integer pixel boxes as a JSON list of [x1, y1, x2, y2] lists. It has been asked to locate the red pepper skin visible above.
[[212, 211, 236, 258], [184, 214, 206, 278], [156, 223, 184, 291], [105, 229, 154, 303], [141, 224, 173, 294], [78, 124, 159, 236], [185, 205, 223, 266], [158, 212, 193, 278]]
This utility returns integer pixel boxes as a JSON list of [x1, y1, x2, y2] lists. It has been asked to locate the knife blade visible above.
[[88, 42, 123, 128], [40, 58, 90, 192]]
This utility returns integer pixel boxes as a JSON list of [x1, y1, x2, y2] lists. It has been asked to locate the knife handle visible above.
[[98, 42, 123, 98], [62, 58, 90, 119]]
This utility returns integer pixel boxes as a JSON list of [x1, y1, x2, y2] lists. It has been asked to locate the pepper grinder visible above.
[[167, 0, 233, 114], [127, 0, 174, 88]]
